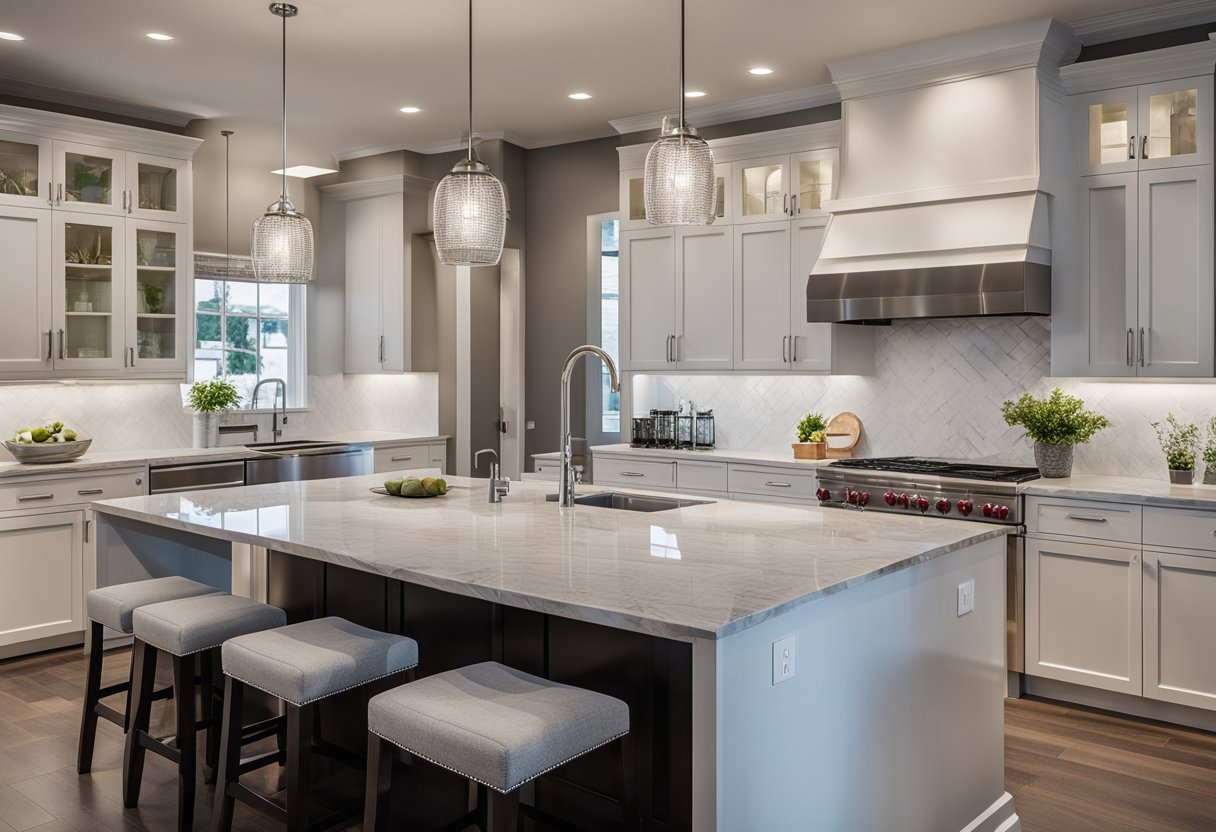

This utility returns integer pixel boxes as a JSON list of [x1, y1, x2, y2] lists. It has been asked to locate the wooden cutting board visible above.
[[825, 412, 862, 459]]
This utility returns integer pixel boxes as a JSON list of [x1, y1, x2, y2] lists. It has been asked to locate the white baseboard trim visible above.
[[961, 792, 1021, 832]]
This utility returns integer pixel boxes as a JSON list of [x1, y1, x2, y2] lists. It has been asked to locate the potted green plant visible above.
[[793, 412, 829, 460], [141, 282, 165, 314], [1000, 388, 1109, 478], [1153, 414, 1201, 485], [1204, 417, 1216, 485], [187, 379, 242, 448]]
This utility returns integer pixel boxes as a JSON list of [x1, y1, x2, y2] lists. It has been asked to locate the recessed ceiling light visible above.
[[146, 32, 174, 41], [568, 92, 592, 100], [271, 165, 338, 179], [0, 32, 25, 41], [684, 90, 707, 98], [399, 106, 421, 114], [748, 66, 774, 75]]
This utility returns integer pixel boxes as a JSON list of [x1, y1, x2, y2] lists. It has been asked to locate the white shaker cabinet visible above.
[[0, 206, 53, 374], [1144, 548, 1216, 711], [1077, 173, 1138, 377], [1081, 76, 1213, 176], [0, 510, 84, 652], [620, 228, 677, 371], [733, 221, 792, 370], [0, 130, 52, 209]]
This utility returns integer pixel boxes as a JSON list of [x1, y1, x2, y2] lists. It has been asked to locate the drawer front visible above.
[[373, 443, 429, 473], [428, 443, 448, 473], [595, 456, 676, 489], [1144, 506, 1216, 552], [729, 465, 817, 499], [1026, 497, 1141, 544], [0, 469, 145, 512], [676, 460, 728, 493]]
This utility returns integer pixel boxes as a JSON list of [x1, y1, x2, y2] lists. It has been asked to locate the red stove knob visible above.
[[982, 503, 994, 517], [997, 505, 1010, 521], [936, 498, 951, 514], [858, 491, 870, 507], [957, 500, 974, 516], [898, 492, 911, 509], [815, 488, 830, 502], [884, 491, 897, 506], [847, 489, 859, 505], [915, 496, 930, 513]]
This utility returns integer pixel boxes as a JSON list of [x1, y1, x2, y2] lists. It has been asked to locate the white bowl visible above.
[[4, 438, 92, 464]]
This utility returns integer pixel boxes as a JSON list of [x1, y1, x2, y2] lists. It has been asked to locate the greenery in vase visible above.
[[796, 412, 828, 444], [1000, 388, 1109, 445], [1154, 414, 1200, 471], [187, 379, 241, 413], [141, 283, 165, 314], [1204, 417, 1216, 466]]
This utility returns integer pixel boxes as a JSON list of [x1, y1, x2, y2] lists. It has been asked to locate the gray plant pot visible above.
[[1204, 465, 1216, 486], [192, 412, 220, 449], [1169, 468, 1195, 485], [1034, 442, 1074, 479]]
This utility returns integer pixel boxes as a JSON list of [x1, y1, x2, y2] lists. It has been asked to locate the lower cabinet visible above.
[[0, 509, 84, 651], [1144, 548, 1216, 710], [373, 441, 447, 475], [1025, 535, 1142, 695]]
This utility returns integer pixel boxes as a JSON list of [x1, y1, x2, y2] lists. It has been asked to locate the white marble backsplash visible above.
[[634, 317, 1216, 481], [0, 373, 439, 453]]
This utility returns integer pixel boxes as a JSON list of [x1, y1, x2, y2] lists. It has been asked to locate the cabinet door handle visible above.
[[765, 481, 792, 488], [390, 455, 413, 462], [77, 488, 105, 496], [129, 346, 135, 366], [378, 335, 384, 363], [1139, 327, 1147, 366], [1125, 328, 1134, 366], [782, 335, 789, 363], [128, 189, 134, 214], [84, 519, 90, 544], [1066, 514, 1108, 523], [121, 189, 127, 211], [56, 183, 63, 205], [791, 335, 798, 363], [47, 181, 54, 207], [57, 329, 64, 360], [783, 193, 790, 216], [46, 330, 53, 361], [792, 194, 800, 214], [1128, 136, 1136, 160], [18, 493, 55, 502], [1141, 136, 1149, 160], [620, 472, 645, 477]]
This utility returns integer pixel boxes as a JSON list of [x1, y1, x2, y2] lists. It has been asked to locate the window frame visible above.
[[585, 212, 621, 447]]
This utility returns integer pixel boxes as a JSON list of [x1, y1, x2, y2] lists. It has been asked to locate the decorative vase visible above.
[[1169, 468, 1195, 485], [792, 442, 827, 460], [192, 412, 219, 449], [1033, 442, 1074, 478], [1204, 465, 1216, 486]]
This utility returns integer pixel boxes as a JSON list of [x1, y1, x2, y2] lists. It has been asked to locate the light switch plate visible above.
[[772, 636, 796, 685], [958, 579, 975, 617]]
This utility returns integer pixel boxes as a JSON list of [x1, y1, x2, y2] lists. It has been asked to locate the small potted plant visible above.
[[1204, 418, 1216, 485], [187, 379, 242, 448], [1153, 414, 1200, 485], [793, 412, 829, 460], [1000, 388, 1109, 478]]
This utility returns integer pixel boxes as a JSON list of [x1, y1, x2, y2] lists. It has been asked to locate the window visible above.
[[193, 276, 307, 408], [586, 214, 620, 444]]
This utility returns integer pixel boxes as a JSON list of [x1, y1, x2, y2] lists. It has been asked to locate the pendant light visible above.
[[643, 0, 716, 226], [432, 0, 506, 267], [251, 2, 314, 283]]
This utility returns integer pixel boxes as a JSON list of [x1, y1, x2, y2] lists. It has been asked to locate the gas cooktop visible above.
[[828, 457, 1040, 484]]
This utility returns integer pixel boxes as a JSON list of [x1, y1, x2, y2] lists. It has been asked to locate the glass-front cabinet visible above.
[[126, 220, 185, 373], [618, 163, 731, 230], [790, 149, 837, 218], [735, 155, 790, 224], [1080, 77, 1212, 175], [53, 141, 125, 215], [52, 212, 125, 372], [126, 153, 188, 222], [0, 130, 51, 209]]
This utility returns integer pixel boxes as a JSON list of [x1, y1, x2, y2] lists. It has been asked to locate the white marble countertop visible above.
[[0, 433, 448, 480], [91, 475, 1005, 641], [1021, 474, 1216, 510], [589, 443, 834, 470]]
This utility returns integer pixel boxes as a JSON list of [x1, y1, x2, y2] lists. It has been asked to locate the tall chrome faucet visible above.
[[250, 378, 287, 443], [559, 345, 619, 508]]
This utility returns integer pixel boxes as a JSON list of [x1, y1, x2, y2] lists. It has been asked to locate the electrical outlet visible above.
[[526, 421, 536, 430], [958, 579, 975, 617], [772, 636, 795, 685]]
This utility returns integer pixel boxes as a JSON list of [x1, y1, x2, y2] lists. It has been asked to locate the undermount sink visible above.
[[566, 492, 713, 512]]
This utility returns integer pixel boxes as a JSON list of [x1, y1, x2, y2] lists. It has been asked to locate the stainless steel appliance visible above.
[[149, 459, 247, 494], [244, 441, 372, 485], [814, 457, 1039, 673]]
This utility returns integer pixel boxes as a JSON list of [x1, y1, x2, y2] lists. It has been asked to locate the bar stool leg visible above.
[[211, 676, 244, 832], [612, 735, 640, 831], [285, 702, 314, 832], [485, 790, 520, 832], [77, 621, 106, 774], [122, 639, 158, 808], [173, 654, 198, 832], [200, 648, 220, 783], [363, 732, 393, 832]]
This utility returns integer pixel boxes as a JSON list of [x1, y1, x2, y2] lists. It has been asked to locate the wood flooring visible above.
[[0, 646, 1214, 831]]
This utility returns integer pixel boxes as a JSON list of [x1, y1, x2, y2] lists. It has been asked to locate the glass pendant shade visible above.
[[434, 159, 507, 267], [644, 117, 716, 226], [252, 196, 314, 282]]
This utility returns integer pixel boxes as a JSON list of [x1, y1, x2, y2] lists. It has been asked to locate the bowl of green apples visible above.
[[5, 421, 92, 464]]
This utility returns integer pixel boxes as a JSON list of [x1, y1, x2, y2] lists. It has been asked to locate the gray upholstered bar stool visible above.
[[124, 593, 287, 832], [211, 616, 420, 832], [363, 661, 635, 832], [78, 576, 222, 774]]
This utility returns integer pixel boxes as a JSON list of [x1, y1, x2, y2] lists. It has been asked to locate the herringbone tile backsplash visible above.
[[634, 317, 1216, 481]]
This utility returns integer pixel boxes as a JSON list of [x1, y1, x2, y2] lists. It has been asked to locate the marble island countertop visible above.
[[0, 433, 447, 480], [91, 475, 1006, 641]]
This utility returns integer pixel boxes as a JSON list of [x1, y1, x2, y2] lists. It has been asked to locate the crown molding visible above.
[[333, 129, 544, 162], [616, 121, 842, 170], [320, 174, 434, 201], [1060, 39, 1216, 93], [607, 84, 840, 136], [0, 75, 197, 129], [0, 101, 203, 159], [1066, 0, 1216, 45], [827, 18, 1080, 100]]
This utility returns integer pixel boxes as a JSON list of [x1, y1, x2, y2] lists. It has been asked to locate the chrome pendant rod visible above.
[[222, 129, 233, 279], [678, 0, 685, 130], [280, 5, 288, 200], [467, 0, 474, 162]]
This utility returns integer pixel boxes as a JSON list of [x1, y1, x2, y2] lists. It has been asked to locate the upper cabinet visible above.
[[53, 141, 125, 215], [1081, 77, 1213, 175], [127, 153, 189, 223], [619, 162, 731, 230], [734, 149, 836, 224], [0, 130, 51, 209]]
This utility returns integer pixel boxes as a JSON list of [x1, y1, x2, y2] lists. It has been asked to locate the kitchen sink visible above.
[[245, 440, 351, 456], [567, 492, 713, 512]]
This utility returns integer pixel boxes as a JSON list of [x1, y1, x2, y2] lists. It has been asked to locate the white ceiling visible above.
[[0, 0, 1179, 167]]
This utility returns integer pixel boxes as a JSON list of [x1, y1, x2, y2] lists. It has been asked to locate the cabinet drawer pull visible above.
[[390, 455, 413, 462], [619, 472, 645, 477], [1066, 514, 1108, 523], [18, 493, 55, 502], [58, 329, 65, 361], [1125, 328, 1133, 367], [765, 481, 792, 488], [77, 488, 105, 496]]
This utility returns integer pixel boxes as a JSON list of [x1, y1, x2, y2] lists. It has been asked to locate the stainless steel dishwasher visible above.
[[244, 441, 372, 485]]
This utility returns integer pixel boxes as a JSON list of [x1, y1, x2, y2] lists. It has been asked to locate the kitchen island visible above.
[[91, 475, 1016, 832]]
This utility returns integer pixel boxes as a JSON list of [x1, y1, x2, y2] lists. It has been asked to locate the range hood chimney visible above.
[[808, 19, 1079, 324]]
